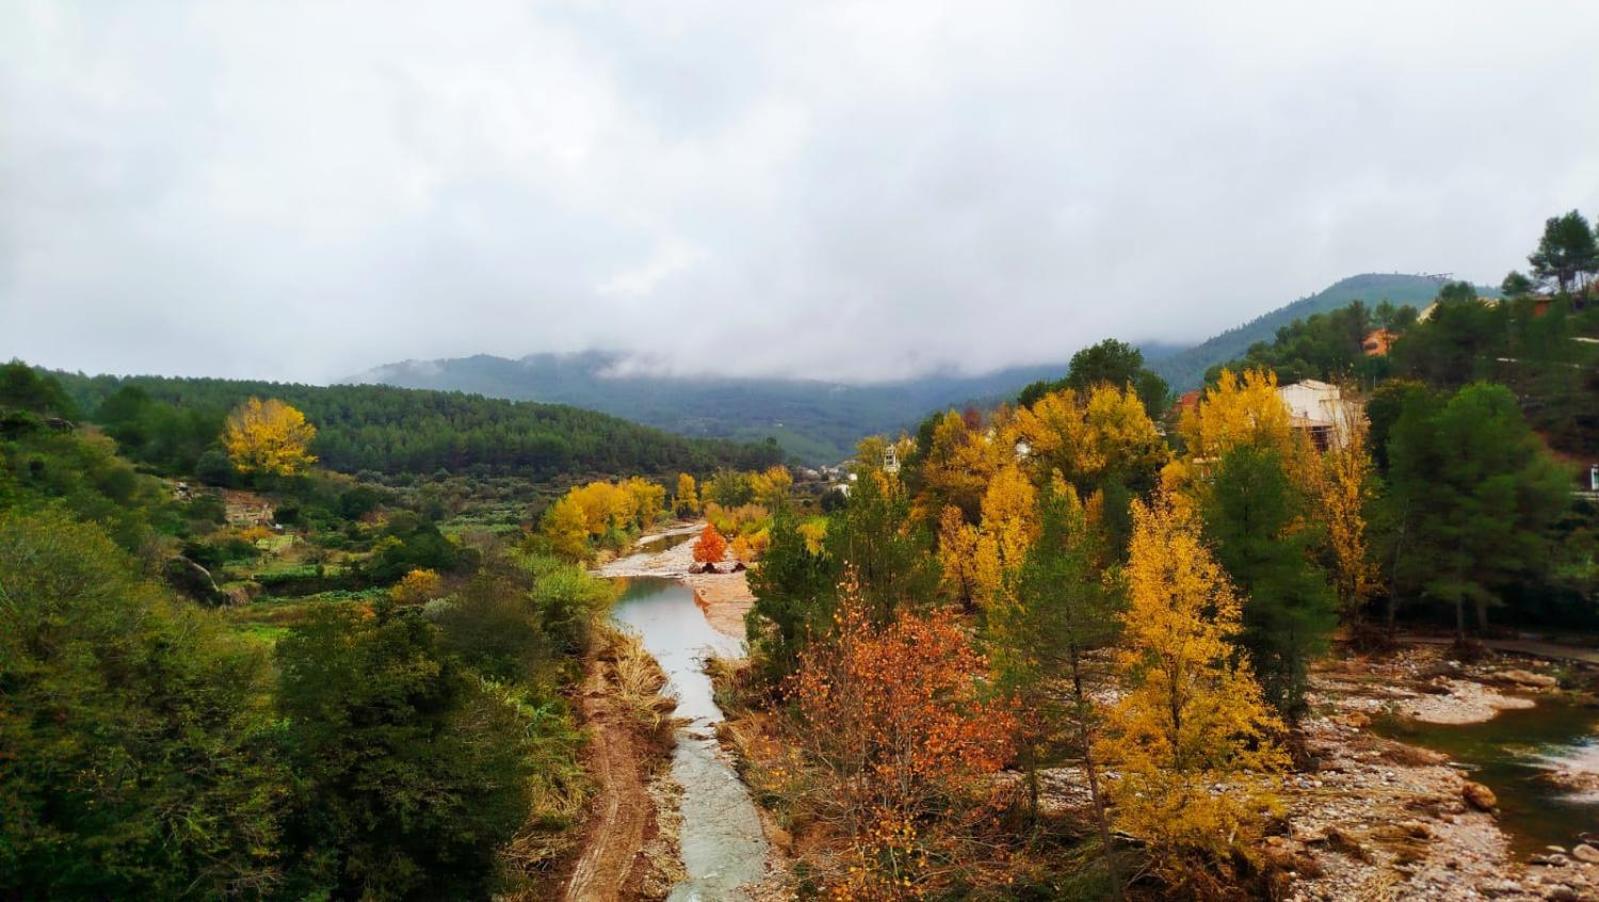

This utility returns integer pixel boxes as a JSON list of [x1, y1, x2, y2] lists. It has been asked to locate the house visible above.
[[1276, 380, 1362, 452], [1362, 328, 1396, 357]]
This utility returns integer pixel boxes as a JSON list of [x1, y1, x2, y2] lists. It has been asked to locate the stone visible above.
[[1572, 844, 1599, 864], [1497, 668, 1559, 689], [1464, 780, 1498, 812]]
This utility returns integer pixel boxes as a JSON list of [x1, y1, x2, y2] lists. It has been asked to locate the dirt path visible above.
[[565, 663, 651, 902], [1404, 634, 1599, 665]]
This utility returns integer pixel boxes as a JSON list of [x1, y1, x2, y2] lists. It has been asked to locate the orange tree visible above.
[[692, 523, 727, 564], [790, 572, 1014, 897]]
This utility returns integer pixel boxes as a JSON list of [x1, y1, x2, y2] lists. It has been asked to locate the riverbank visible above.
[[596, 520, 758, 640]]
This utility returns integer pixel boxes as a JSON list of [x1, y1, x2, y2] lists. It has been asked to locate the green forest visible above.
[[44, 372, 784, 478]]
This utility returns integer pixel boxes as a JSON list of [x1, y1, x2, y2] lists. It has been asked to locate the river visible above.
[[611, 577, 770, 900], [1373, 699, 1599, 856]]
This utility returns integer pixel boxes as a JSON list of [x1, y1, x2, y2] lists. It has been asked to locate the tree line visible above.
[[40, 369, 784, 479]]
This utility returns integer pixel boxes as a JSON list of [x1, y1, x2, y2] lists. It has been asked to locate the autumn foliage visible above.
[[222, 397, 317, 476], [390, 568, 443, 605], [790, 572, 1014, 896], [693, 523, 727, 564], [1095, 495, 1287, 886]]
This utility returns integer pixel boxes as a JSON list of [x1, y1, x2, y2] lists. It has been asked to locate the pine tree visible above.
[[989, 483, 1122, 888]]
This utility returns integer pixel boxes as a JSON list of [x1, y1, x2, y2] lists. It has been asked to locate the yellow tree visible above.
[[1321, 419, 1379, 627], [750, 465, 794, 509], [936, 504, 980, 608], [1176, 368, 1296, 463], [622, 476, 666, 527], [570, 482, 632, 537], [1095, 495, 1287, 885], [969, 465, 1039, 611], [541, 494, 591, 561], [222, 397, 317, 476], [915, 410, 998, 523], [390, 568, 443, 605], [1012, 385, 1167, 494], [1012, 387, 1090, 482], [674, 473, 700, 516]]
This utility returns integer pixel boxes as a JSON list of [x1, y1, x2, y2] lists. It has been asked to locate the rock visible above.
[[1480, 878, 1523, 896], [1497, 668, 1559, 689], [1572, 844, 1599, 864], [1549, 846, 1570, 855], [1339, 711, 1371, 729], [1464, 780, 1498, 812], [1397, 820, 1432, 839], [1542, 887, 1580, 902]]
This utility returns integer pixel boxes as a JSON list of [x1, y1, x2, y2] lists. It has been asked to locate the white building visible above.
[[1277, 380, 1362, 451]]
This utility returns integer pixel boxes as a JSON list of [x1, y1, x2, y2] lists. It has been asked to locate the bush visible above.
[[0, 510, 283, 898], [276, 603, 536, 898]]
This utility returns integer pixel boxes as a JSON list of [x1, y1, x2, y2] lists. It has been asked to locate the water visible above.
[[611, 577, 769, 900], [638, 531, 695, 555], [1371, 699, 1599, 855]]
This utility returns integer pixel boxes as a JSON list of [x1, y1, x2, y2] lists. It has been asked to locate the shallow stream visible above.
[[611, 577, 769, 900], [1372, 699, 1599, 855]]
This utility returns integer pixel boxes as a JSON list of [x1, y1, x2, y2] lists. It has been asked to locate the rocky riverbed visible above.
[[1279, 646, 1599, 901]]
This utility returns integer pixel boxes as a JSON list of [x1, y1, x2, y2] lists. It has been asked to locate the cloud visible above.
[[3, 0, 1597, 383]]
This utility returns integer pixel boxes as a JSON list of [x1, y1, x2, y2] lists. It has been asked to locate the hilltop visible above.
[[1150, 273, 1499, 391]]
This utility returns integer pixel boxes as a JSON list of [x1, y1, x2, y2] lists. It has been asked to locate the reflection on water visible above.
[[1372, 699, 1599, 856], [638, 531, 696, 555], [612, 577, 768, 900]]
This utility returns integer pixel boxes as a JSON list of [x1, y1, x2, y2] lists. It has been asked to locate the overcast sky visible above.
[[4, 2, 1598, 384]]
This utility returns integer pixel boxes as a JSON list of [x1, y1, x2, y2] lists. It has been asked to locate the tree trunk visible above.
[[1070, 649, 1122, 900], [1455, 596, 1466, 644]]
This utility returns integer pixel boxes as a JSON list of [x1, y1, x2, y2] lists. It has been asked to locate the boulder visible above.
[[1463, 781, 1498, 812], [1572, 844, 1599, 864], [1495, 668, 1559, 689]]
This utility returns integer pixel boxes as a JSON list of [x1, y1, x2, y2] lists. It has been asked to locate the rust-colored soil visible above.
[[565, 662, 655, 902]]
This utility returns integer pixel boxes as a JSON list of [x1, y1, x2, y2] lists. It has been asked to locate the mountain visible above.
[[344, 274, 1480, 463], [1149, 273, 1497, 391], [345, 352, 1099, 464]]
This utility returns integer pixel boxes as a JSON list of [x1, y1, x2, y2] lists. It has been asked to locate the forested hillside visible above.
[[46, 371, 782, 478], [1151, 273, 1497, 391], [346, 351, 1085, 463]]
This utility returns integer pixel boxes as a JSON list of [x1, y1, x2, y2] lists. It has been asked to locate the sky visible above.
[[4, 2, 1598, 385]]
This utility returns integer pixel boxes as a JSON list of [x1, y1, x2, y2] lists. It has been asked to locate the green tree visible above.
[[0, 361, 79, 417], [0, 510, 283, 898], [1528, 210, 1599, 294], [747, 506, 835, 683], [276, 603, 535, 898], [1019, 339, 1170, 420], [1383, 383, 1571, 639], [1202, 445, 1337, 719], [824, 469, 940, 626], [1500, 270, 1536, 297], [990, 483, 1122, 886]]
